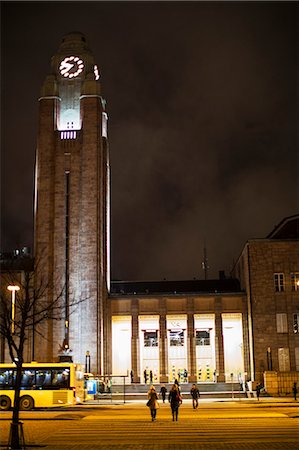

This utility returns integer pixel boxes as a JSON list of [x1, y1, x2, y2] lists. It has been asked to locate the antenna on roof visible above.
[[201, 241, 209, 280]]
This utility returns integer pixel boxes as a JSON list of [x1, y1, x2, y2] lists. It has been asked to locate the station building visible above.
[[1, 32, 298, 388]]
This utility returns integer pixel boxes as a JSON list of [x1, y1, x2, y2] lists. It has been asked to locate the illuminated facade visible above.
[[233, 215, 299, 382], [34, 32, 110, 373], [2, 33, 298, 386]]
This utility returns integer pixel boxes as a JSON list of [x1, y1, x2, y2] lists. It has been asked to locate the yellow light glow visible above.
[[7, 285, 20, 334]]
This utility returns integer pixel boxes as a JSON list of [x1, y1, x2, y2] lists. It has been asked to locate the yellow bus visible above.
[[0, 362, 85, 410]]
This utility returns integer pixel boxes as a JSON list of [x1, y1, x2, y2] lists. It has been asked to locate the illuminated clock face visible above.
[[59, 56, 84, 78]]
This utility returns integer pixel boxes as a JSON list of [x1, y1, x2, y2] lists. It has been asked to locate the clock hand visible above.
[[60, 61, 74, 74]]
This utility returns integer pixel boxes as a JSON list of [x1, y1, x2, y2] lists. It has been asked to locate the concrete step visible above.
[[109, 382, 242, 394]]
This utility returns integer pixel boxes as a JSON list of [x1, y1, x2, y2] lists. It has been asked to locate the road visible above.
[[1, 400, 298, 449]]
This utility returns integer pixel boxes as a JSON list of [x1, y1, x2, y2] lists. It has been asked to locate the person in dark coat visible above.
[[147, 385, 159, 421], [169, 383, 182, 421], [190, 383, 200, 409], [150, 370, 153, 383], [293, 382, 297, 401], [160, 384, 167, 403], [256, 383, 262, 401], [144, 369, 147, 384]]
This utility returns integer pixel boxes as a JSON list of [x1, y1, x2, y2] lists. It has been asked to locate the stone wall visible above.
[[264, 370, 299, 396]]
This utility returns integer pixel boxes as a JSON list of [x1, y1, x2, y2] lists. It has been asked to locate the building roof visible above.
[[110, 278, 242, 296], [266, 214, 299, 239]]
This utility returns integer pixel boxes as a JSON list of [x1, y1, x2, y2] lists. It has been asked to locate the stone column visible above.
[[215, 297, 225, 382], [159, 314, 168, 383], [187, 312, 197, 382], [131, 300, 140, 383]]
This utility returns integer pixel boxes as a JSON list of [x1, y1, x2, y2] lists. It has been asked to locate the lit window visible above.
[[274, 273, 284, 292], [291, 273, 299, 291], [276, 313, 288, 333], [195, 330, 210, 346], [169, 330, 184, 346], [144, 331, 158, 347], [293, 314, 299, 334]]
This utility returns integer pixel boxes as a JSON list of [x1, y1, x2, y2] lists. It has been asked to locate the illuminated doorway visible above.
[[167, 315, 187, 383], [194, 314, 215, 382], [139, 316, 159, 383], [112, 316, 131, 381], [222, 313, 244, 382]]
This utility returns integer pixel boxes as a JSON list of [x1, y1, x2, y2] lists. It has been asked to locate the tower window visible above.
[[293, 314, 299, 334], [291, 273, 299, 291], [60, 131, 77, 140], [274, 273, 284, 292]]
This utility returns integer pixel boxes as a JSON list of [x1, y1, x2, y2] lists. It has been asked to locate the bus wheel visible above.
[[20, 395, 34, 411], [0, 395, 11, 411]]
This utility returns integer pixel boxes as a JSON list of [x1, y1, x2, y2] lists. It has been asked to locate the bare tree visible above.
[[0, 258, 82, 449]]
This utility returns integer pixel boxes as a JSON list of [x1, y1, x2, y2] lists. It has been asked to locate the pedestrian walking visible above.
[[169, 383, 182, 421], [256, 383, 262, 401], [144, 369, 147, 384], [150, 370, 153, 383], [190, 383, 200, 409], [293, 382, 297, 401], [147, 385, 159, 421], [130, 370, 134, 383], [160, 384, 167, 403], [174, 378, 181, 391], [184, 369, 188, 383]]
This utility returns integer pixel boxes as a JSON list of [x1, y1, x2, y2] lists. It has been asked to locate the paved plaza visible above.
[[0, 399, 298, 450]]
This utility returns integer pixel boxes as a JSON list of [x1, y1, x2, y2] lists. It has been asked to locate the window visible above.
[[144, 331, 158, 347], [169, 330, 184, 346], [278, 347, 290, 372], [36, 369, 52, 388], [291, 273, 299, 291], [293, 314, 299, 334], [51, 368, 70, 388], [0, 369, 13, 388], [276, 313, 288, 333], [195, 330, 210, 346], [274, 273, 284, 292], [21, 369, 35, 388]]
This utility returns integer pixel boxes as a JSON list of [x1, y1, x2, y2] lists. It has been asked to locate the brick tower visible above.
[[34, 32, 110, 373]]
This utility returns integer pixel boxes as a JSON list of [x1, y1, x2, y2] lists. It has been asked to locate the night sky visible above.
[[1, 1, 298, 281]]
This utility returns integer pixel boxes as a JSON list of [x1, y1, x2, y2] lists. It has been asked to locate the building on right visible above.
[[233, 214, 299, 393]]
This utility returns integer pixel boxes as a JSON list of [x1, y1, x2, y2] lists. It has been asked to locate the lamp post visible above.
[[7, 285, 20, 333]]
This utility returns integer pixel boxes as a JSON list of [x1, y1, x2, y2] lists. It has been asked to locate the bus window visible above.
[[36, 369, 52, 388], [0, 369, 13, 388], [21, 369, 35, 388], [52, 368, 70, 388]]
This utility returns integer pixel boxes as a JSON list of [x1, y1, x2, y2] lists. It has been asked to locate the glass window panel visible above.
[[144, 331, 158, 347], [196, 330, 210, 346], [0, 369, 14, 388], [21, 369, 35, 388], [170, 330, 184, 346], [52, 368, 70, 388], [36, 369, 52, 387], [276, 313, 288, 333]]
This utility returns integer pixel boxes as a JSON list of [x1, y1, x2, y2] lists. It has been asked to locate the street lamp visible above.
[[7, 285, 20, 333]]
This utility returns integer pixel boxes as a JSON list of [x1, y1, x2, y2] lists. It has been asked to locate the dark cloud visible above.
[[1, 1, 298, 281]]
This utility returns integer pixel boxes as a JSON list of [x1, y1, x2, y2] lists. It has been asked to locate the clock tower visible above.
[[34, 32, 110, 373]]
